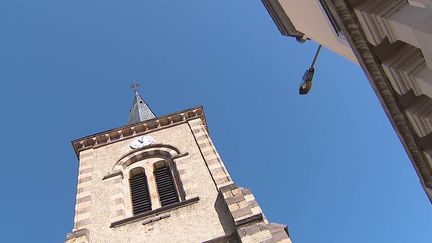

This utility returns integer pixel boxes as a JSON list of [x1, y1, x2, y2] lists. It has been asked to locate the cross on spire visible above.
[[128, 80, 156, 124], [131, 80, 140, 94]]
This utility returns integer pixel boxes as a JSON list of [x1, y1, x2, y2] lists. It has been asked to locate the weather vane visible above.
[[131, 80, 140, 94]]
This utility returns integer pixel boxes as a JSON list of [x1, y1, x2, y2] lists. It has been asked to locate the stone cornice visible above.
[[71, 106, 207, 158], [329, 0, 432, 202]]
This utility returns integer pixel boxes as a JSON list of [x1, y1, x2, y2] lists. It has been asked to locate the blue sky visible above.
[[1, 0, 431, 242]]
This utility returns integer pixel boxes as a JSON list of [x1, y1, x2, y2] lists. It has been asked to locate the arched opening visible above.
[[129, 167, 152, 215], [154, 161, 180, 207], [112, 144, 181, 172]]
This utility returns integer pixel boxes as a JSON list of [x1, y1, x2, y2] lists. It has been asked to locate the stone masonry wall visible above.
[[68, 122, 236, 242]]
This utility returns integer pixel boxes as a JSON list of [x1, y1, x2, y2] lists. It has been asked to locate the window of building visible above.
[[128, 161, 182, 216], [154, 162, 180, 207], [129, 168, 152, 215], [109, 147, 200, 228], [319, 0, 346, 39]]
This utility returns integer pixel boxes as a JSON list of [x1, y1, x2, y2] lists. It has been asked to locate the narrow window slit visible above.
[[155, 165, 180, 207], [129, 169, 152, 215]]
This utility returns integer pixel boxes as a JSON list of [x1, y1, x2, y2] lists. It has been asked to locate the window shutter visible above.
[[129, 172, 152, 215], [155, 165, 179, 207]]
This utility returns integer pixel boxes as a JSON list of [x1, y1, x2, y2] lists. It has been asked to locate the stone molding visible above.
[[72, 106, 207, 158], [102, 170, 123, 180], [353, 0, 407, 46], [110, 197, 199, 228], [377, 43, 432, 138], [141, 212, 171, 225], [329, 0, 432, 201], [112, 144, 182, 171]]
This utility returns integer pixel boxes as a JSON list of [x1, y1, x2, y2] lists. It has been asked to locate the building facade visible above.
[[263, 0, 432, 202], [65, 90, 292, 242]]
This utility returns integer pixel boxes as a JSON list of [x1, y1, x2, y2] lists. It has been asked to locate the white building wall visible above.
[[277, 0, 357, 62]]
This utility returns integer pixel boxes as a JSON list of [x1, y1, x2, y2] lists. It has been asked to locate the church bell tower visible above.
[[65, 84, 292, 242]]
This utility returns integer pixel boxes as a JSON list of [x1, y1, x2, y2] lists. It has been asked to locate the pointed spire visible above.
[[128, 81, 156, 124]]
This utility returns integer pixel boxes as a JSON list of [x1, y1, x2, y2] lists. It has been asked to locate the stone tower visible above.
[[65, 88, 292, 243]]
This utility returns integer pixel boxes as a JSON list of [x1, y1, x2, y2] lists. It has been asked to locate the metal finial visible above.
[[131, 80, 140, 94]]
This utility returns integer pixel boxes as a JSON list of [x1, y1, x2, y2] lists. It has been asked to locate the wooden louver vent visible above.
[[130, 172, 152, 215], [155, 165, 179, 207]]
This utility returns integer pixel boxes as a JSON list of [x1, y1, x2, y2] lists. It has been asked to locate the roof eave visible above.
[[261, 0, 305, 39]]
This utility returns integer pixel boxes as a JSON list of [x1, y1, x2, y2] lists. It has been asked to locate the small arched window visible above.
[[129, 168, 152, 215], [154, 162, 180, 207]]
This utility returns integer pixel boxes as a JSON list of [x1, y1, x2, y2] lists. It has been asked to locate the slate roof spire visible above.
[[128, 81, 156, 124]]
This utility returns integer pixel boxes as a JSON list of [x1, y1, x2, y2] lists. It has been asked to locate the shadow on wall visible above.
[[214, 192, 236, 235]]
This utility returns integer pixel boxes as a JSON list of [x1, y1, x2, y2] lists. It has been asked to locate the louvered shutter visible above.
[[129, 172, 152, 215], [155, 165, 179, 207]]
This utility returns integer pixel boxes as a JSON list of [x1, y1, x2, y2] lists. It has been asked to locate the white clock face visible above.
[[130, 135, 155, 149]]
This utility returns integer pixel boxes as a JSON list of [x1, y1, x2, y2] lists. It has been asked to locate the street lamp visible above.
[[299, 44, 322, 95]]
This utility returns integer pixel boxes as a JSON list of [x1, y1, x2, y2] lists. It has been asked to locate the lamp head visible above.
[[299, 67, 314, 95]]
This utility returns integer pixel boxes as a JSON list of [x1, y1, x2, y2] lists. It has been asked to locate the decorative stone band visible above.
[[73, 150, 94, 231], [72, 106, 207, 158], [188, 118, 232, 189], [102, 172, 126, 223], [219, 184, 291, 243], [112, 144, 183, 171]]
